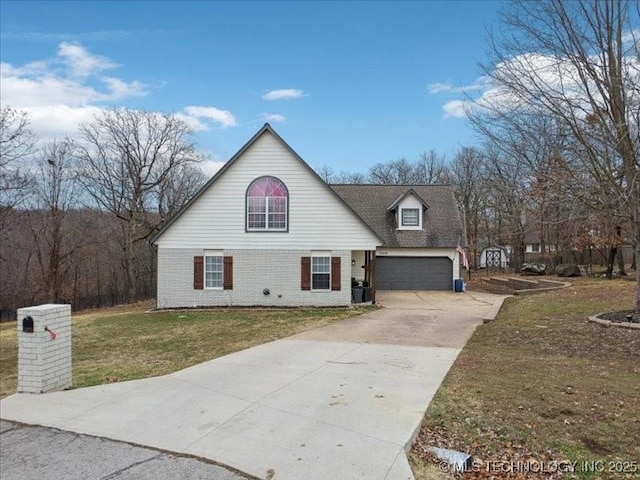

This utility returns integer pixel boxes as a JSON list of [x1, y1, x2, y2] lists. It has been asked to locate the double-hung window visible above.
[[401, 208, 420, 227], [311, 256, 331, 290], [246, 176, 288, 231], [301, 255, 340, 292], [205, 254, 223, 289]]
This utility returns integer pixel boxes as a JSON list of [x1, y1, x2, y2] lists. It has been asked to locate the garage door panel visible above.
[[375, 257, 452, 290]]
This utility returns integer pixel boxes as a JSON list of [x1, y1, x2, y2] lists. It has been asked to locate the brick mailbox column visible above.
[[17, 304, 72, 394]]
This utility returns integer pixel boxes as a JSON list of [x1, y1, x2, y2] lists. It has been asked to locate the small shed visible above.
[[480, 247, 509, 269]]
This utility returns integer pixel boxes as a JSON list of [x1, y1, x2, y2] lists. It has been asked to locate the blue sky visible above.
[[1, 1, 504, 175]]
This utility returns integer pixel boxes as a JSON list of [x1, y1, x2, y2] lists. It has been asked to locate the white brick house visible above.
[[151, 124, 464, 308]]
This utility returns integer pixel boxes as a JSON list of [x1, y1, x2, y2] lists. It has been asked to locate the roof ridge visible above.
[[329, 183, 453, 187]]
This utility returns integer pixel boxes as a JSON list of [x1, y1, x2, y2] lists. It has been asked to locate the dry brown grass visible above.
[[0, 304, 374, 399], [411, 277, 640, 480]]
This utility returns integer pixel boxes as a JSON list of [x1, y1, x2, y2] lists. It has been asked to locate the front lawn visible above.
[[0, 304, 373, 399], [410, 277, 640, 480]]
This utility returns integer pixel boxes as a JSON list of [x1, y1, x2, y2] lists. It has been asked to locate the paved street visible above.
[[0, 420, 252, 480]]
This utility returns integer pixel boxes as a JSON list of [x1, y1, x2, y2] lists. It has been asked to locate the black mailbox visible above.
[[22, 316, 34, 333]]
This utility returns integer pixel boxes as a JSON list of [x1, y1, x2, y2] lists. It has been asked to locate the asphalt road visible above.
[[0, 420, 253, 480]]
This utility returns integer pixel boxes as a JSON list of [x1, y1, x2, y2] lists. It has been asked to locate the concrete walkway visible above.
[[0, 291, 507, 480]]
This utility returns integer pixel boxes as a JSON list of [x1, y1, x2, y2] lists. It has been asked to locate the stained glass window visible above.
[[247, 177, 288, 231]]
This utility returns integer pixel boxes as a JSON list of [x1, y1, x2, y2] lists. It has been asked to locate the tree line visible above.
[[318, 144, 633, 273], [0, 107, 207, 320]]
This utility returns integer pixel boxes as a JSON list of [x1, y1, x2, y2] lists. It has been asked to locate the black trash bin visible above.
[[363, 287, 373, 302], [352, 287, 364, 304]]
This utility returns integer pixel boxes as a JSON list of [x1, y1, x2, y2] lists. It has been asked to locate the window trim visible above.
[[311, 255, 331, 292], [245, 176, 289, 233], [204, 251, 224, 290], [400, 207, 420, 227]]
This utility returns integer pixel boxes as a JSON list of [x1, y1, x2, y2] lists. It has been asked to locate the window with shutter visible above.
[[194, 256, 204, 290], [301, 257, 311, 290], [331, 257, 341, 291], [223, 256, 233, 290]]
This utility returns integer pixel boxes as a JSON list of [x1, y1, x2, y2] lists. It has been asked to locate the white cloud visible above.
[[1, 42, 243, 142], [0, 42, 150, 139], [431, 51, 639, 119], [58, 41, 117, 77], [27, 105, 104, 138], [262, 88, 306, 101], [426, 82, 454, 94], [261, 113, 286, 123], [199, 159, 226, 177], [442, 100, 468, 119], [1, 66, 99, 107], [175, 106, 239, 131], [183, 106, 238, 128], [101, 77, 148, 100], [622, 29, 639, 44], [174, 113, 209, 132], [426, 77, 490, 95]]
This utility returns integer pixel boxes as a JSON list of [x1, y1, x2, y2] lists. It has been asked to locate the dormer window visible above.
[[246, 176, 288, 231], [401, 208, 420, 227], [388, 189, 427, 230]]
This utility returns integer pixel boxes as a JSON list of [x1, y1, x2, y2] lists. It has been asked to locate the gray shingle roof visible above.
[[330, 184, 464, 248]]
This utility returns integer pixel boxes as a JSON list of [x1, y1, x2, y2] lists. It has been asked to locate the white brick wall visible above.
[[158, 249, 352, 308], [16, 304, 72, 394]]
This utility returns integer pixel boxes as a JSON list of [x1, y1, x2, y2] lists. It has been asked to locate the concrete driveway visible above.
[[0, 290, 507, 480], [295, 290, 504, 348]]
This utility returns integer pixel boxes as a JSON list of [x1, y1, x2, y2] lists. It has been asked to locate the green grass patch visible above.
[[1, 305, 374, 398], [411, 277, 640, 480]]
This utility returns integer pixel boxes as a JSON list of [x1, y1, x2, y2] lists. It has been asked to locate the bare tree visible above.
[[28, 139, 81, 301], [0, 106, 35, 166], [369, 158, 418, 184], [0, 106, 35, 238], [415, 150, 451, 184], [75, 108, 201, 301], [321, 152, 452, 186], [315, 164, 335, 183], [451, 147, 487, 268], [156, 163, 207, 223], [477, 0, 640, 310], [483, 144, 531, 271]]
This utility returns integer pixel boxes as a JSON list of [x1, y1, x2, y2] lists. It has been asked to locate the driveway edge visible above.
[[481, 294, 511, 323]]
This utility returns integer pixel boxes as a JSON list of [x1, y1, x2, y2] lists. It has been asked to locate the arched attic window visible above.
[[246, 176, 288, 231]]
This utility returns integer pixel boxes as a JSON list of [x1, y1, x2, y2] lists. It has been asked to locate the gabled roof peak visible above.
[[150, 123, 382, 244], [387, 188, 429, 211]]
